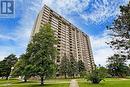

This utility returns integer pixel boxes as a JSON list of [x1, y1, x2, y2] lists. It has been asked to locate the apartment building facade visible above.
[[31, 5, 95, 72]]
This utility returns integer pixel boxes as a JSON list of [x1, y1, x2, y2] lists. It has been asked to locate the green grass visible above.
[[1, 78, 130, 87], [0, 78, 70, 87], [78, 78, 130, 87]]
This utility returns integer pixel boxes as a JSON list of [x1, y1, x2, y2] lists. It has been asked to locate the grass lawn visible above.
[[78, 78, 130, 87], [1, 78, 130, 87], [0, 78, 70, 87]]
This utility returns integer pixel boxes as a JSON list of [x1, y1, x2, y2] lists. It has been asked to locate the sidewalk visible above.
[[69, 79, 79, 87]]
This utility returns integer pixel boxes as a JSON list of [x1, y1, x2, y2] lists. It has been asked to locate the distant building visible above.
[[31, 5, 95, 73]]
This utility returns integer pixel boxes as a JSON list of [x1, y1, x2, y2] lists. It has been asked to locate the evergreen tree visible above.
[[59, 54, 69, 78], [107, 2, 130, 58], [27, 23, 57, 85], [77, 60, 86, 77], [68, 55, 78, 78]]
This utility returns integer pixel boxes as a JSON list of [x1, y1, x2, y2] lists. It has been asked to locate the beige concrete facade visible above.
[[32, 5, 95, 72]]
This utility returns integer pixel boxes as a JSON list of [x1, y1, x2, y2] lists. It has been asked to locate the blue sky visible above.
[[0, 0, 129, 66]]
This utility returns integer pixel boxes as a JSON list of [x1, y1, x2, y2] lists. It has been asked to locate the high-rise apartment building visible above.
[[31, 5, 95, 72]]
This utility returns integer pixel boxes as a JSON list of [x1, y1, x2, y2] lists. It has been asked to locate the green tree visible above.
[[0, 61, 6, 78], [107, 2, 130, 58], [0, 54, 18, 80], [27, 23, 57, 85], [98, 66, 108, 78], [59, 54, 69, 79], [77, 60, 86, 77], [68, 55, 78, 78], [107, 54, 129, 77], [11, 54, 33, 82]]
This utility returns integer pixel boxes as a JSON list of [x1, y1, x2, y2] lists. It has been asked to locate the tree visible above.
[[11, 54, 33, 82], [0, 54, 18, 80], [68, 55, 78, 78], [0, 61, 6, 78], [59, 54, 69, 78], [107, 2, 130, 59], [27, 23, 57, 85], [77, 60, 86, 77], [98, 66, 108, 78], [107, 54, 129, 77]]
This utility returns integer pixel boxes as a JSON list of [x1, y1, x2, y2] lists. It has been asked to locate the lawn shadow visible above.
[[14, 81, 39, 84], [28, 83, 69, 87]]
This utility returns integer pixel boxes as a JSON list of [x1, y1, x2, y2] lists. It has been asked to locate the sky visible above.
[[0, 0, 129, 66]]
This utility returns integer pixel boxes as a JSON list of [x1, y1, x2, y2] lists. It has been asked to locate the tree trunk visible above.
[[6, 76, 8, 80], [24, 78, 27, 82], [41, 76, 44, 85], [23, 76, 27, 82], [65, 73, 67, 79], [73, 74, 75, 78]]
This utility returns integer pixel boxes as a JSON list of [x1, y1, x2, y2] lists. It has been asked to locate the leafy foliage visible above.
[[86, 67, 107, 84], [0, 54, 18, 80], [59, 55, 86, 78], [107, 54, 129, 77], [59, 54, 70, 78], [12, 23, 58, 84], [12, 54, 33, 82], [68, 55, 78, 78], [26, 23, 58, 84], [107, 2, 130, 58], [77, 60, 86, 77]]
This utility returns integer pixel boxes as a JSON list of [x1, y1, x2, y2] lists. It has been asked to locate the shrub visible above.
[[86, 68, 107, 84]]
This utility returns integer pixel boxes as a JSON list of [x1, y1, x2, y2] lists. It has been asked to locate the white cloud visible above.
[[0, 34, 15, 40], [93, 47, 114, 66], [90, 30, 130, 66], [0, 46, 16, 61], [80, 0, 129, 23], [90, 31, 115, 66], [42, 0, 89, 14], [15, 0, 43, 43]]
